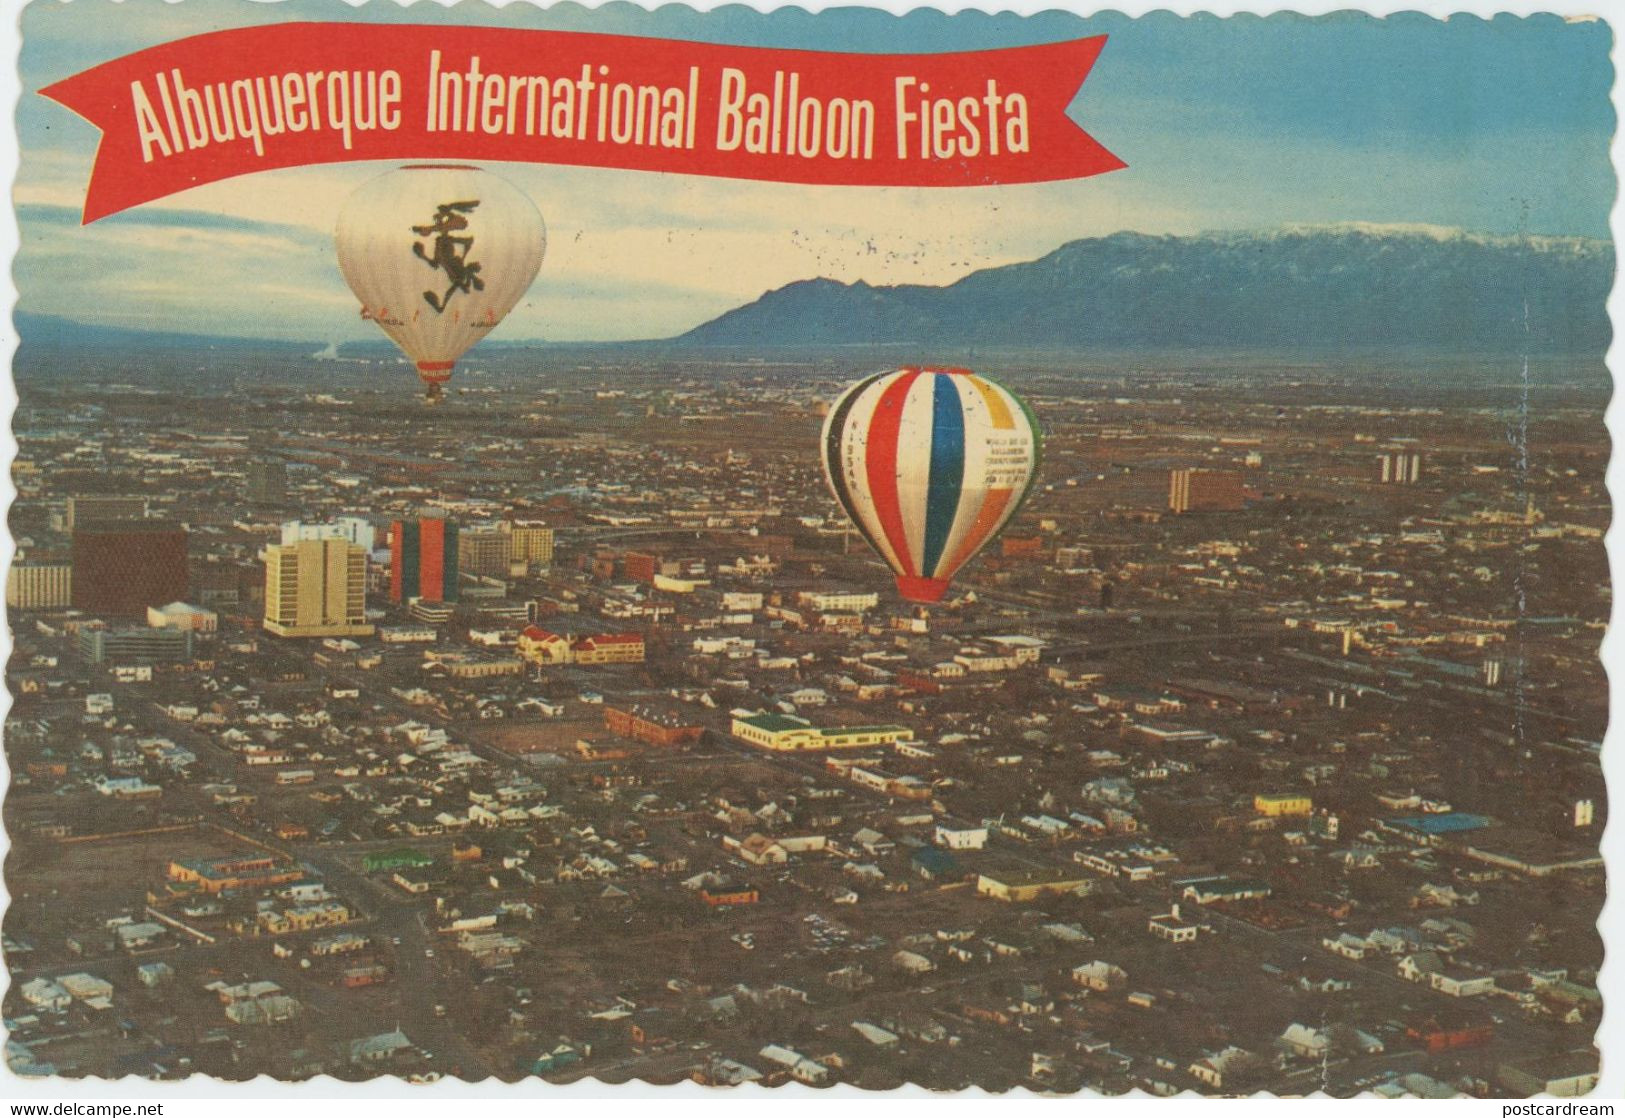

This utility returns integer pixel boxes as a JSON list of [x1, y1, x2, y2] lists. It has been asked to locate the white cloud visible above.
[[18, 153, 1195, 340]]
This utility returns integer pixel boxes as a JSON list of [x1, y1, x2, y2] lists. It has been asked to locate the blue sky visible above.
[[15, 1, 1616, 342]]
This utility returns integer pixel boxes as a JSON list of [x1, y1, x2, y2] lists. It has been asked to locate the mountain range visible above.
[[675, 225, 1613, 354], [15, 312, 319, 355], [15, 224, 1614, 359]]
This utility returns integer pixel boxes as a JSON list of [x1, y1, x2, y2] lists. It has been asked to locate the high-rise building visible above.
[[282, 517, 377, 554], [390, 518, 459, 603], [622, 551, 659, 583], [504, 520, 555, 566], [459, 528, 511, 579], [6, 563, 72, 610], [263, 538, 373, 638], [71, 521, 188, 617], [64, 495, 147, 531], [1168, 469, 1245, 514], [1378, 451, 1423, 484]]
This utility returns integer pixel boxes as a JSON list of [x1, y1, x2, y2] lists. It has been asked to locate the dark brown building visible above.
[[71, 521, 188, 617], [1168, 469, 1246, 513], [622, 551, 659, 584]]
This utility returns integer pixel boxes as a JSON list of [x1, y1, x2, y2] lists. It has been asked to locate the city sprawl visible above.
[[1, 348, 1607, 1095]]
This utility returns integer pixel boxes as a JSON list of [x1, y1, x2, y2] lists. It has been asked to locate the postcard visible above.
[[1, 0, 1612, 1100]]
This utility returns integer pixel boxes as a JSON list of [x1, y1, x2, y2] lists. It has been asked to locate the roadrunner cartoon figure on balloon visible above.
[[336, 165, 545, 402]]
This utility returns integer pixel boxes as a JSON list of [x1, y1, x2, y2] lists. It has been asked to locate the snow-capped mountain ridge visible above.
[[1212, 222, 1605, 255], [677, 225, 1611, 353]]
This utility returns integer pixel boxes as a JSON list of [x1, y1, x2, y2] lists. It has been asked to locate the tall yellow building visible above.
[[263, 539, 373, 638], [504, 520, 555, 566], [6, 564, 72, 609]]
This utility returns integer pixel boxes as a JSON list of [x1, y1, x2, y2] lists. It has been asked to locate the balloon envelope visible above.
[[822, 367, 1041, 602], [335, 165, 545, 389]]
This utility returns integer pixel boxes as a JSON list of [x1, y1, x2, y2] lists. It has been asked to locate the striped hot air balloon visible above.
[[822, 367, 1042, 603]]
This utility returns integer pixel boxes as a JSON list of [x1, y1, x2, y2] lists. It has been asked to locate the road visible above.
[[76, 690, 501, 1077], [292, 843, 493, 1079]]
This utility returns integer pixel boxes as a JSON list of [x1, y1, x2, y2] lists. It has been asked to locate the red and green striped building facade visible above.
[[389, 518, 459, 603]]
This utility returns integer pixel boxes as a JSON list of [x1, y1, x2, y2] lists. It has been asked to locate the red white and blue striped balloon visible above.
[[822, 367, 1042, 603]]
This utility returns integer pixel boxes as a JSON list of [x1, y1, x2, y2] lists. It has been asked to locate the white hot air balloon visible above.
[[336, 165, 546, 401]]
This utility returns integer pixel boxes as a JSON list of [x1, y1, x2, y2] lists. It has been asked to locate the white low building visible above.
[[19, 977, 70, 1012], [758, 1045, 829, 1085]]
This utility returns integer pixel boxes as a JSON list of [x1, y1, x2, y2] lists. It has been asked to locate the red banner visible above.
[[40, 22, 1124, 222]]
